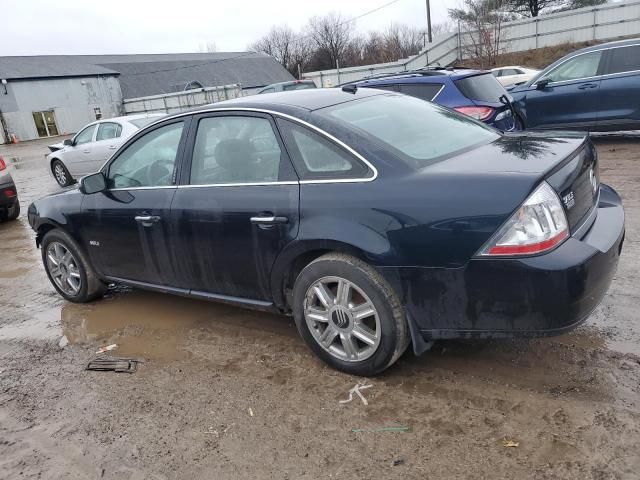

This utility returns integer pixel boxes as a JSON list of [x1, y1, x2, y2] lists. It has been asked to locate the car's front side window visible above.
[[74, 125, 96, 145], [96, 123, 122, 141], [546, 51, 603, 83], [190, 116, 282, 185], [107, 122, 184, 189]]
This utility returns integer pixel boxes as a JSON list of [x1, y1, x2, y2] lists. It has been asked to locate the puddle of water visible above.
[[1, 289, 295, 361]]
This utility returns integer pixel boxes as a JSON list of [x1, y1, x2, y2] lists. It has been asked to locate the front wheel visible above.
[[292, 253, 410, 376], [41, 229, 106, 303], [52, 160, 73, 187]]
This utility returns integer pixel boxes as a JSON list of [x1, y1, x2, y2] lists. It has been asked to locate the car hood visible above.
[[47, 142, 66, 152], [422, 131, 587, 176]]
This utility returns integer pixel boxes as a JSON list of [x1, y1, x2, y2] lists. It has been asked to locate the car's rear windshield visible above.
[[129, 117, 163, 129], [283, 82, 316, 91], [321, 94, 499, 168], [455, 73, 507, 102]]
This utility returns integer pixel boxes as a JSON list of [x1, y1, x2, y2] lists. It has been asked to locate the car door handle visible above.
[[250, 215, 288, 225], [578, 83, 598, 89], [83, 149, 91, 153], [108, 145, 118, 150], [135, 215, 161, 226]]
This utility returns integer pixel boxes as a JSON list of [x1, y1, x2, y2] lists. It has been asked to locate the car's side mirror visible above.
[[63, 139, 73, 146], [79, 172, 106, 194], [536, 78, 551, 90]]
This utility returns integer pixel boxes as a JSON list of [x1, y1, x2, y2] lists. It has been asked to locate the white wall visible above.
[[0, 75, 122, 142]]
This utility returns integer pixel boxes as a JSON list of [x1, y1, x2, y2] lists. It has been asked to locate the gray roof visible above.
[[0, 55, 118, 80], [0, 52, 294, 98]]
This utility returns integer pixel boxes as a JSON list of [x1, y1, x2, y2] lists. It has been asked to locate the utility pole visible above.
[[426, 0, 433, 44]]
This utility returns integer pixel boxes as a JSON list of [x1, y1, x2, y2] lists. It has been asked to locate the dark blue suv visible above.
[[347, 68, 523, 131], [510, 38, 640, 131]]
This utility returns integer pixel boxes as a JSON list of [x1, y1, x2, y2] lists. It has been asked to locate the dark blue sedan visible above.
[[28, 88, 624, 375], [345, 68, 523, 131], [510, 38, 640, 131]]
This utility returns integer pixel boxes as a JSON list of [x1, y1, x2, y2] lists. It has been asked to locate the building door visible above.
[[32, 111, 59, 137]]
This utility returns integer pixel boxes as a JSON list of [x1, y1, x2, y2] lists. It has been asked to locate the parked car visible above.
[[46, 114, 165, 187], [347, 68, 524, 131], [257, 80, 316, 94], [491, 66, 540, 87], [510, 38, 640, 131], [28, 88, 624, 376], [0, 157, 20, 222]]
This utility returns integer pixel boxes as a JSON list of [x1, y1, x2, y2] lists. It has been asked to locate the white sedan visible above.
[[491, 66, 540, 88], [47, 114, 164, 187]]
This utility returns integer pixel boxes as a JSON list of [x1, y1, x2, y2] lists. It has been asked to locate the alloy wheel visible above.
[[45, 241, 82, 296], [54, 163, 67, 186], [304, 276, 381, 362]]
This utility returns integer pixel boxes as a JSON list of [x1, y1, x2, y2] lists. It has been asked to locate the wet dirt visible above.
[[1, 137, 640, 479]]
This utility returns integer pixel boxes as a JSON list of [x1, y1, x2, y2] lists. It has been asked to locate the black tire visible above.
[[41, 229, 106, 303], [4, 199, 19, 221], [292, 253, 410, 376], [51, 159, 73, 187]]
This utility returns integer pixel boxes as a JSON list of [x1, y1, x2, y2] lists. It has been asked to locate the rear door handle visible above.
[[108, 145, 118, 150], [578, 83, 598, 90], [250, 215, 288, 225], [135, 215, 161, 227]]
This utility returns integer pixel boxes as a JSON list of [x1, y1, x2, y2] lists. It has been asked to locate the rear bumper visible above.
[[379, 183, 625, 339]]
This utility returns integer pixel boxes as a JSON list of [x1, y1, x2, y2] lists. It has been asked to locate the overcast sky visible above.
[[3, 0, 450, 56]]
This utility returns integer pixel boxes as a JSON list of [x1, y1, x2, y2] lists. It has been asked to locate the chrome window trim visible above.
[[157, 107, 379, 184], [430, 84, 446, 102], [534, 43, 640, 87], [108, 185, 177, 192], [100, 107, 379, 190]]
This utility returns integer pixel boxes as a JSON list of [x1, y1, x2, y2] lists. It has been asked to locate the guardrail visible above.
[[302, 0, 640, 86]]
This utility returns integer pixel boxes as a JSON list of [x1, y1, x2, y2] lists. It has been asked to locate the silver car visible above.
[[47, 114, 164, 187]]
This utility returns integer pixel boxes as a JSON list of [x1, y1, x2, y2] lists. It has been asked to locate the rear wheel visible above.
[[292, 253, 410, 376], [41, 229, 106, 303], [52, 160, 73, 187]]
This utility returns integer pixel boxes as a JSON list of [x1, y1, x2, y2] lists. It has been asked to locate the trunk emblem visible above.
[[562, 191, 575, 210]]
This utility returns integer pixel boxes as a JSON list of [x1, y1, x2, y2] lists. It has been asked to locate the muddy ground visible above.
[[1, 135, 640, 480]]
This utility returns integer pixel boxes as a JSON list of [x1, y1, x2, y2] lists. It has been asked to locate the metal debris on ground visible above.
[[339, 383, 373, 406], [249, 408, 254, 417], [502, 439, 519, 447], [351, 426, 410, 433], [86, 357, 141, 373], [96, 344, 117, 354], [392, 459, 405, 466]]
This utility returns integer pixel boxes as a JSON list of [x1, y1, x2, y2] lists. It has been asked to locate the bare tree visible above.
[[249, 26, 296, 70], [199, 41, 218, 53], [450, 0, 512, 68], [383, 24, 423, 61], [307, 12, 354, 69]]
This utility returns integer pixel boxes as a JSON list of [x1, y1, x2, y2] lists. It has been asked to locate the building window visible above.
[[94, 107, 102, 120]]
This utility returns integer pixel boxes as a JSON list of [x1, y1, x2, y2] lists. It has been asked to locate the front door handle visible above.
[[83, 149, 91, 153], [108, 145, 118, 150], [578, 83, 598, 90], [250, 215, 289, 225], [135, 215, 161, 227]]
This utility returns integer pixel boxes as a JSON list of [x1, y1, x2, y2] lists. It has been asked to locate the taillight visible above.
[[0, 157, 5, 171], [4, 189, 16, 198], [478, 182, 569, 256], [454, 106, 494, 121]]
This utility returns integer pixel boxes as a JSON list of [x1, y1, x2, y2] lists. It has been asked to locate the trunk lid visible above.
[[424, 131, 596, 231]]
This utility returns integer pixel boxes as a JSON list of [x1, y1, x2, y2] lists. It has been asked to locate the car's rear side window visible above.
[[455, 73, 507, 102], [606, 45, 640, 75], [130, 117, 162, 129], [96, 122, 122, 141], [322, 94, 499, 168], [190, 116, 282, 185], [276, 119, 371, 180], [397, 83, 443, 101]]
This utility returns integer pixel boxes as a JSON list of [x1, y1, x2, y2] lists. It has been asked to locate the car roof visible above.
[[351, 68, 487, 86], [574, 37, 640, 55], [205, 87, 386, 112], [263, 79, 315, 88]]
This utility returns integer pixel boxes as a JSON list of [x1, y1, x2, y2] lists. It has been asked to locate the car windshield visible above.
[[455, 73, 507, 102], [321, 94, 499, 168], [129, 117, 162, 129]]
